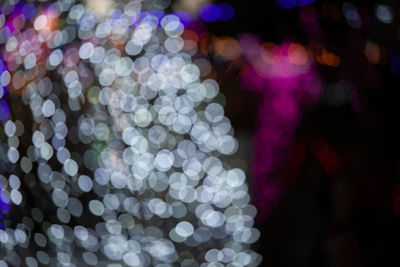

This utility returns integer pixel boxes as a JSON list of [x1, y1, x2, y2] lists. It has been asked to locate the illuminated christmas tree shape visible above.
[[0, 0, 261, 266]]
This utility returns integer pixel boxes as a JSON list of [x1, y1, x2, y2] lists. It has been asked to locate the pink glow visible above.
[[240, 42, 322, 221]]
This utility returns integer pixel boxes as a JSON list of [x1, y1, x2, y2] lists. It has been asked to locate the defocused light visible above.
[[174, 0, 210, 14], [240, 34, 262, 58], [343, 2, 362, 29], [199, 4, 221, 22], [317, 48, 341, 67], [182, 29, 199, 43], [0, 100, 10, 121], [325, 80, 353, 106], [182, 29, 199, 51], [288, 43, 308, 65], [172, 11, 191, 27], [214, 36, 241, 60], [85, 0, 114, 17], [278, 0, 297, 9], [0, 0, 261, 264], [311, 137, 343, 175], [218, 3, 235, 21], [34, 15, 47, 31], [22, 4, 36, 20], [149, 9, 165, 21], [375, 4, 393, 24], [298, 0, 315, 6], [391, 56, 400, 77], [260, 42, 279, 64], [364, 41, 381, 64]]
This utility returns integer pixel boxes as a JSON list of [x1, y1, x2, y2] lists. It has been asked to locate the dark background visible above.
[[205, 0, 400, 266]]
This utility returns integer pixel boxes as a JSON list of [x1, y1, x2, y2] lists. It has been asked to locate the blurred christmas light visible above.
[[375, 4, 393, 24], [342, 2, 362, 28], [199, 4, 221, 22], [217, 3, 235, 21], [365, 41, 381, 64], [278, 0, 297, 9], [240, 41, 322, 218], [277, 0, 314, 9], [0, 0, 261, 265]]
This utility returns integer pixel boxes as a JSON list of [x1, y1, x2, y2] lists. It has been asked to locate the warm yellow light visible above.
[[85, 0, 114, 17], [288, 43, 308, 65], [364, 41, 381, 64], [173, 0, 211, 14]]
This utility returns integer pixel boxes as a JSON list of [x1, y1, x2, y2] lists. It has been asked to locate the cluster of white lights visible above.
[[0, 0, 261, 266]]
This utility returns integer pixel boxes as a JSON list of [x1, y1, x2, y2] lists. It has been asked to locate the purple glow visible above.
[[186, 20, 207, 33], [0, 100, 10, 121], [240, 43, 322, 221], [173, 11, 191, 27], [131, 11, 150, 27], [10, 1, 24, 16], [0, 197, 10, 214], [109, 11, 123, 20], [0, 25, 12, 43], [239, 34, 262, 58], [278, 0, 297, 9], [4, 21, 15, 35], [199, 4, 221, 22], [0, 61, 7, 98], [298, 0, 315, 6], [150, 9, 165, 20], [22, 4, 36, 20], [218, 3, 235, 21], [0, 185, 11, 222], [391, 56, 399, 77], [278, 0, 315, 9], [0, 60, 5, 73]]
